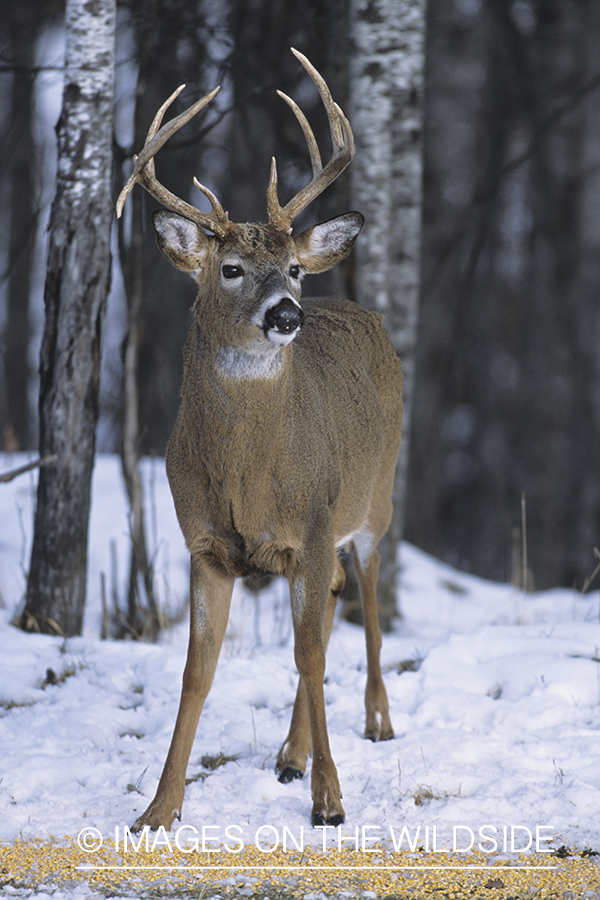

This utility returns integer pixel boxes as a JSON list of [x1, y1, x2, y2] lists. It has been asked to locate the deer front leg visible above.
[[289, 556, 345, 827], [351, 543, 394, 742], [132, 555, 234, 831], [277, 561, 344, 782]]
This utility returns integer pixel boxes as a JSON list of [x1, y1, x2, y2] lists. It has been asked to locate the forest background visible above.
[[2, 0, 600, 616]]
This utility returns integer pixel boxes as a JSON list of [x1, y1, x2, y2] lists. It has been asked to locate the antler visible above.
[[116, 84, 231, 239], [266, 48, 355, 234], [116, 51, 354, 238]]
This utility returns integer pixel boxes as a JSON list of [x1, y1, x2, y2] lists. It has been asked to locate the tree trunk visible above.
[[3, 4, 39, 452], [21, 0, 115, 637], [117, 2, 160, 640], [349, 0, 426, 624]]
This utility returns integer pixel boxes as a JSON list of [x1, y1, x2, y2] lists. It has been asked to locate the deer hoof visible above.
[[277, 765, 304, 784], [132, 802, 181, 833], [311, 811, 345, 828], [365, 726, 395, 742]]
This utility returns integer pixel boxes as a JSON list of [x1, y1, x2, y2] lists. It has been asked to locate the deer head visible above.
[[117, 50, 363, 366]]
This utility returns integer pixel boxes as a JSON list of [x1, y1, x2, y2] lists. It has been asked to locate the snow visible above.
[[1, 451, 600, 865]]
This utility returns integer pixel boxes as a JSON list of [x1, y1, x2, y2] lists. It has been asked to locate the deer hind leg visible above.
[[132, 555, 234, 832], [276, 561, 344, 784], [351, 535, 394, 742]]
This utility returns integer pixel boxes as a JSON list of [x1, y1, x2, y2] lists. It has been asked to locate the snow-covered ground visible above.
[[1, 452, 600, 880]]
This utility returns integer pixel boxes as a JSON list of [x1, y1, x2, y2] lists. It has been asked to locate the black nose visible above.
[[264, 298, 304, 334]]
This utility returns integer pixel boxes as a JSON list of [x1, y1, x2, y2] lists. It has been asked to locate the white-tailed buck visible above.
[[116, 49, 403, 829]]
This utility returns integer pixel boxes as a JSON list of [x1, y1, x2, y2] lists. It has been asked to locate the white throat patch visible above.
[[215, 343, 283, 381]]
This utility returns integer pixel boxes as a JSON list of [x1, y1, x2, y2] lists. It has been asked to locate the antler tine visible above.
[[276, 89, 323, 177], [291, 48, 347, 154], [267, 48, 355, 233], [116, 84, 231, 239]]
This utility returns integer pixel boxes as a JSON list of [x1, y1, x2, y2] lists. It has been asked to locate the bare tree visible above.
[[0, 1, 46, 451], [20, 0, 116, 637], [349, 0, 426, 622], [116, 0, 162, 639]]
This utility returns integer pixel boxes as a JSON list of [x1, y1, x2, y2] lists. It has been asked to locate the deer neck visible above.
[[182, 319, 294, 419]]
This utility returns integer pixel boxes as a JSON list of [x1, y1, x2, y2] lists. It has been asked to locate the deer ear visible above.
[[152, 210, 212, 272], [293, 212, 364, 274]]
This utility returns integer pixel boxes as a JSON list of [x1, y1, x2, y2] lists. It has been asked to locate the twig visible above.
[[0, 454, 57, 484], [521, 493, 528, 593], [581, 547, 600, 594], [100, 572, 109, 640], [250, 702, 257, 753]]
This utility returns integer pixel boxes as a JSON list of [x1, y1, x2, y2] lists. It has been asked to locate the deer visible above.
[[116, 48, 403, 830]]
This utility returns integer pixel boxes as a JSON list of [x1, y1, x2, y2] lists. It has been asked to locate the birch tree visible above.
[[349, 0, 426, 622], [20, 0, 115, 636]]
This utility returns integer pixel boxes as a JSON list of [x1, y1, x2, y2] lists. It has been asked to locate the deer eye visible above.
[[289, 264, 300, 279], [222, 264, 244, 279]]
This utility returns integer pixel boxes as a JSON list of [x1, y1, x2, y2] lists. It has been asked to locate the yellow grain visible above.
[[1, 838, 599, 897]]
